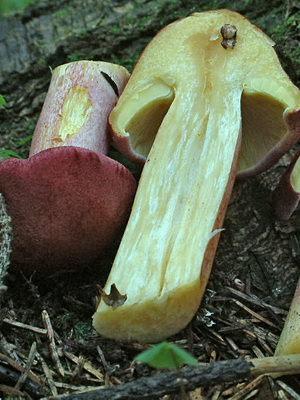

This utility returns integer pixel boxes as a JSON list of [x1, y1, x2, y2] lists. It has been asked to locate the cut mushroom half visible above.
[[93, 10, 300, 343]]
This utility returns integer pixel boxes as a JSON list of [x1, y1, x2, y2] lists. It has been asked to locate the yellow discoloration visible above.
[[53, 86, 92, 145]]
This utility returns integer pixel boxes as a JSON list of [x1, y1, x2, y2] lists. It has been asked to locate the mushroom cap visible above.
[[108, 9, 300, 179], [0, 146, 136, 272]]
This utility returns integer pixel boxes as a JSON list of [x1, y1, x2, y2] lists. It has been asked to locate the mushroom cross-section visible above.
[[93, 10, 300, 343]]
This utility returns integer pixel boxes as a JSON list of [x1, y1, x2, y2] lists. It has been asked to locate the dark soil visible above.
[[0, 0, 300, 399]]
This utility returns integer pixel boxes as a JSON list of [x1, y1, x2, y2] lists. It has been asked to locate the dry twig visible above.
[[0, 352, 41, 385], [36, 351, 58, 396], [227, 375, 265, 400], [15, 341, 37, 391], [64, 351, 104, 382], [276, 380, 300, 400], [3, 318, 47, 335], [42, 310, 65, 377], [43, 354, 300, 400]]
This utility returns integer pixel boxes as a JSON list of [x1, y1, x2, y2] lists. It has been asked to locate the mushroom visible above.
[[93, 10, 300, 343], [272, 151, 300, 358], [272, 148, 300, 220], [0, 61, 137, 273], [275, 277, 300, 357]]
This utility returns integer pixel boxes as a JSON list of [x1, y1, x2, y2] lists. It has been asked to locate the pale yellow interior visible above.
[[52, 86, 92, 145], [291, 157, 300, 192], [275, 292, 300, 355]]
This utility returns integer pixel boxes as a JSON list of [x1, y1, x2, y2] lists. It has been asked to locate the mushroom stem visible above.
[[275, 277, 300, 356], [29, 61, 129, 157], [95, 83, 242, 342]]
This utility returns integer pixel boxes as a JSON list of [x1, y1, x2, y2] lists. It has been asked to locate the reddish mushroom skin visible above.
[[29, 61, 130, 157], [272, 147, 300, 220], [0, 146, 136, 272]]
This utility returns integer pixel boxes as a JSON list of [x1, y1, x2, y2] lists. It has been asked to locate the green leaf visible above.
[[134, 342, 198, 369], [18, 135, 33, 146], [0, 95, 6, 106], [0, 0, 37, 16], [0, 149, 23, 159]]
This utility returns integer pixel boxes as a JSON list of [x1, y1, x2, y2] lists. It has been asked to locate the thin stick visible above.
[[232, 299, 279, 330], [228, 375, 265, 400], [0, 384, 26, 398], [0, 331, 22, 362], [64, 351, 104, 382], [42, 310, 65, 377], [0, 352, 41, 385], [226, 287, 287, 316], [15, 341, 37, 390], [276, 380, 300, 400], [44, 354, 300, 400], [36, 351, 58, 396], [71, 355, 85, 380], [3, 318, 47, 335], [250, 354, 300, 376]]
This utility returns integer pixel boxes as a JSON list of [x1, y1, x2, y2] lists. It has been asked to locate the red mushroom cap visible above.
[[0, 146, 136, 272]]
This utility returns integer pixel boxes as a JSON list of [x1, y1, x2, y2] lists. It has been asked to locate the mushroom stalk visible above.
[[93, 10, 300, 343], [95, 76, 242, 342], [275, 277, 300, 356], [29, 61, 129, 156]]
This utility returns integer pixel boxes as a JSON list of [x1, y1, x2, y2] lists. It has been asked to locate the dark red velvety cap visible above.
[[0, 146, 136, 272]]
